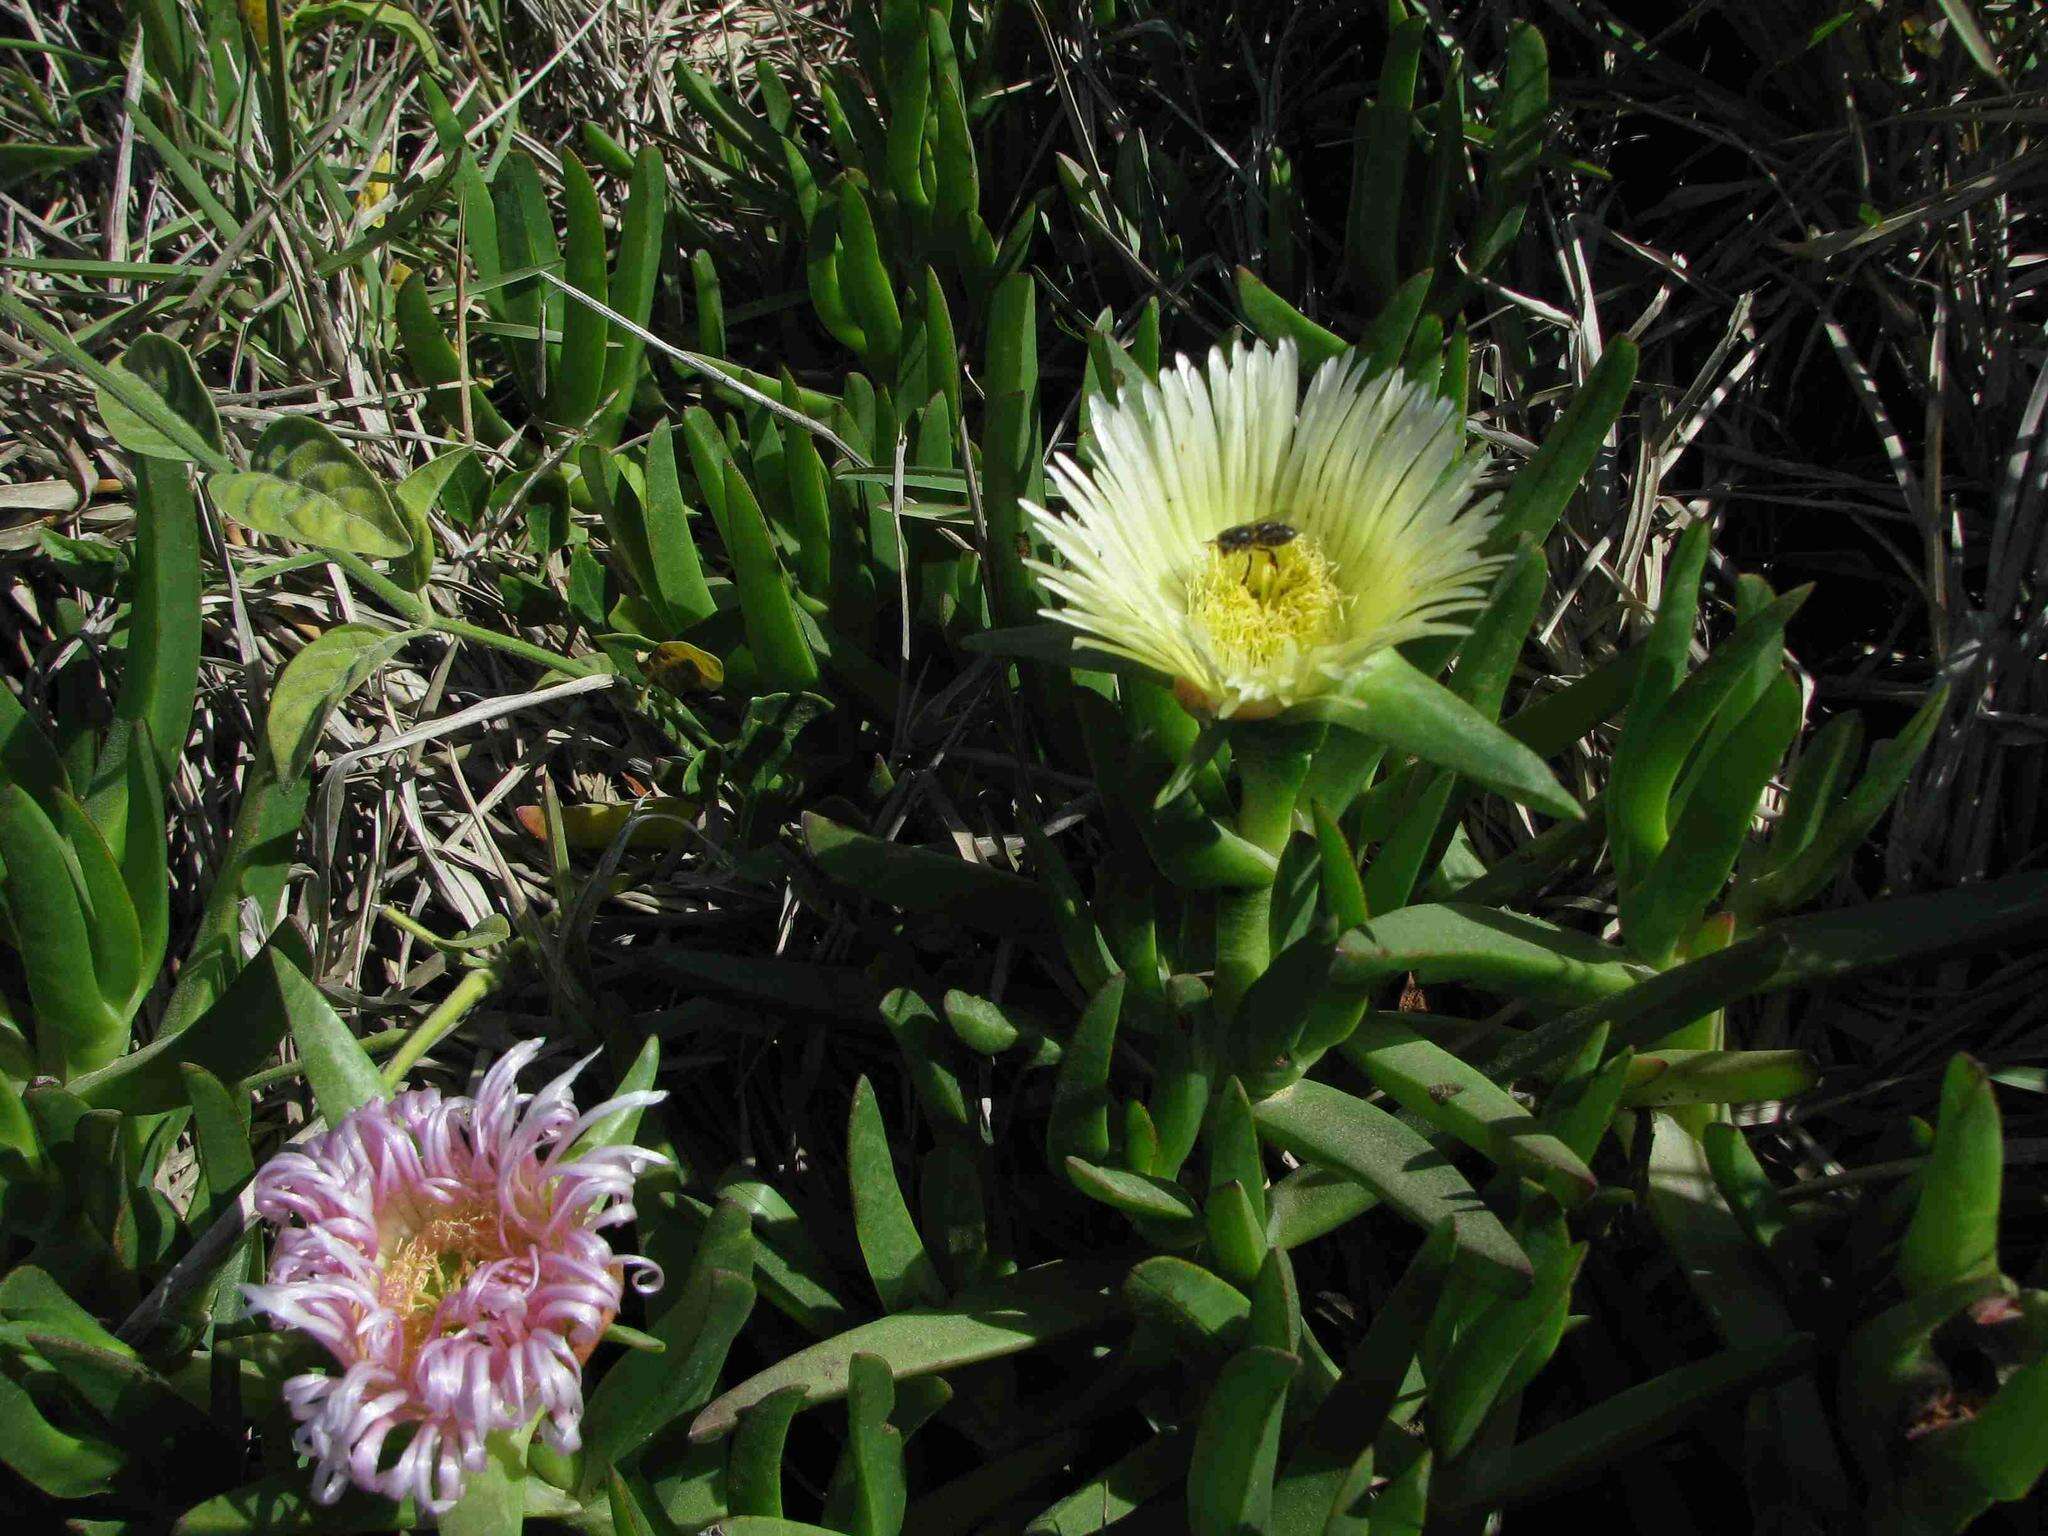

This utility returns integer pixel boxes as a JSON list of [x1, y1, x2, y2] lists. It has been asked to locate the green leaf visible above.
[[1504, 645, 1646, 761], [1025, 1431, 1187, 1535], [545, 151, 609, 426], [1476, 23, 1550, 264], [980, 273, 1043, 633], [1427, 1212, 1583, 1459], [1933, 0, 2007, 83], [722, 455, 820, 690], [849, 1076, 948, 1311], [95, 334, 222, 464], [728, 1383, 808, 1517], [941, 990, 1060, 1065], [636, 420, 715, 628], [209, 417, 413, 557], [689, 1262, 1120, 1442], [1359, 270, 1436, 381], [1340, 1022, 1595, 1205], [1936, 1350, 2048, 1504], [1489, 339, 1638, 551], [174, 1474, 446, 1532], [1265, 1164, 1378, 1250], [803, 812, 1051, 935], [393, 270, 517, 443], [0, 1368, 126, 1498], [1269, 1224, 1452, 1530], [1436, 1338, 1814, 1512], [55, 792, 144, 1015], [581, 1258, 757, 1478], [391, 452, 471, 592], [0, 784, 121, 1076], [113, 457, 201, 788], [183, 1063, 255, 1223], [1067, 1156, 1202, 1226], [846, 1354, 907, 1536], [782, 402, 834, 597], [1898, 1054, 2002, 1295], [837, 176, 902, 373], [674, 63, 784, 174], [266, 623, 420, 781], [1490, 871, 2048, 1079], [1240, 920, 1340, 1066], [1761, 712, 1864, 872], [1248, 1244, 1303, 1356], [1609, 586, 1808, 885], [1329, 903, 1641, 1008], [1737, 686, 1945, 920], [489, 151, 556, 406], [288, 0, 441, 61], [1207, 1180, 1270, 1289], [1124, 1255, 1251, 1354], [606, 1471, 675, 1536], [1620, 1049, 1819, 1108], [1252, 1080, 1532, 1293], [1236, 266, 1348, 369], [0, 290, 229, 470], [1187, 1346, 1297, 1536], [1312, 801, 1369, 929], [286, 952, 388, 1121], [1291, 650, 1580, 821], [1624, 671, 1801, 960], [1047, 974, 1125, 1168], [1700, 1122, 1807, 1275], [597, 148, 670, 438], [438, 1427, 531, 1536], [0, 1264, 130, 1353], [569, 1036, 660, 1155], [1344, 17, 1426, 303], [0, 680, 68, 811], [0, 141, 97, 189]]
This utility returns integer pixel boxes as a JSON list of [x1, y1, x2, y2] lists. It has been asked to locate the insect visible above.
[[1427, 1082, 1465, 1104], [1212, 520, 1300, 556]]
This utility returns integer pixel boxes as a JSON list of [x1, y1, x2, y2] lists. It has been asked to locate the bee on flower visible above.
[[1025, 338, 1501, 721], [243, 1041, 666, 1512]]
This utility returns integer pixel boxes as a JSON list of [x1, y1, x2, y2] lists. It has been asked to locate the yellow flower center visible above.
[[379, 1205, 498, 1355], [1186, 534, 1346, 675]]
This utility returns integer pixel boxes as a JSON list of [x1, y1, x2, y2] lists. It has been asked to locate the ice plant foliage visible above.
[[1027, 339, 1501, 718], [244, 1042, 665, 1511]]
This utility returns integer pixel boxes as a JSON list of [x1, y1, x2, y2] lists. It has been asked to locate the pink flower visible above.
[[244, 1041, 666, 1512]]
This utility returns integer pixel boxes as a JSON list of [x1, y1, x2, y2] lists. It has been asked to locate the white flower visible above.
[[1026, 339, 1501, 719]]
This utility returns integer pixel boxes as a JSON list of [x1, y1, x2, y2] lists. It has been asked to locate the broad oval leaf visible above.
[[210, 417, 412, 557], [96, 334, 224, 463], [267, 623, 421, 780]]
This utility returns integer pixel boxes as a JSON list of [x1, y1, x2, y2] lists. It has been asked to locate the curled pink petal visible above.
[[244, 1041, 666, 1513]]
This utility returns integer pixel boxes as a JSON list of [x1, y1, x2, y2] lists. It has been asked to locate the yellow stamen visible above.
[[1186, 534, 1345, 675], [379, 1205, 499, 1355]]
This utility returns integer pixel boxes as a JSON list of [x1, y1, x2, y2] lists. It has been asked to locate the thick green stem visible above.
[[1213, 884, 1275, 1017], [328, 551, 597, 677], [433, 617, 598, 677], [1212, 724, 1317, 1018], [381, 962, 508, 1087]]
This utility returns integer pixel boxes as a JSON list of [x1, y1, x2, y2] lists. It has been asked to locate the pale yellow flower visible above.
[[1026, 339, 1500, 719]]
